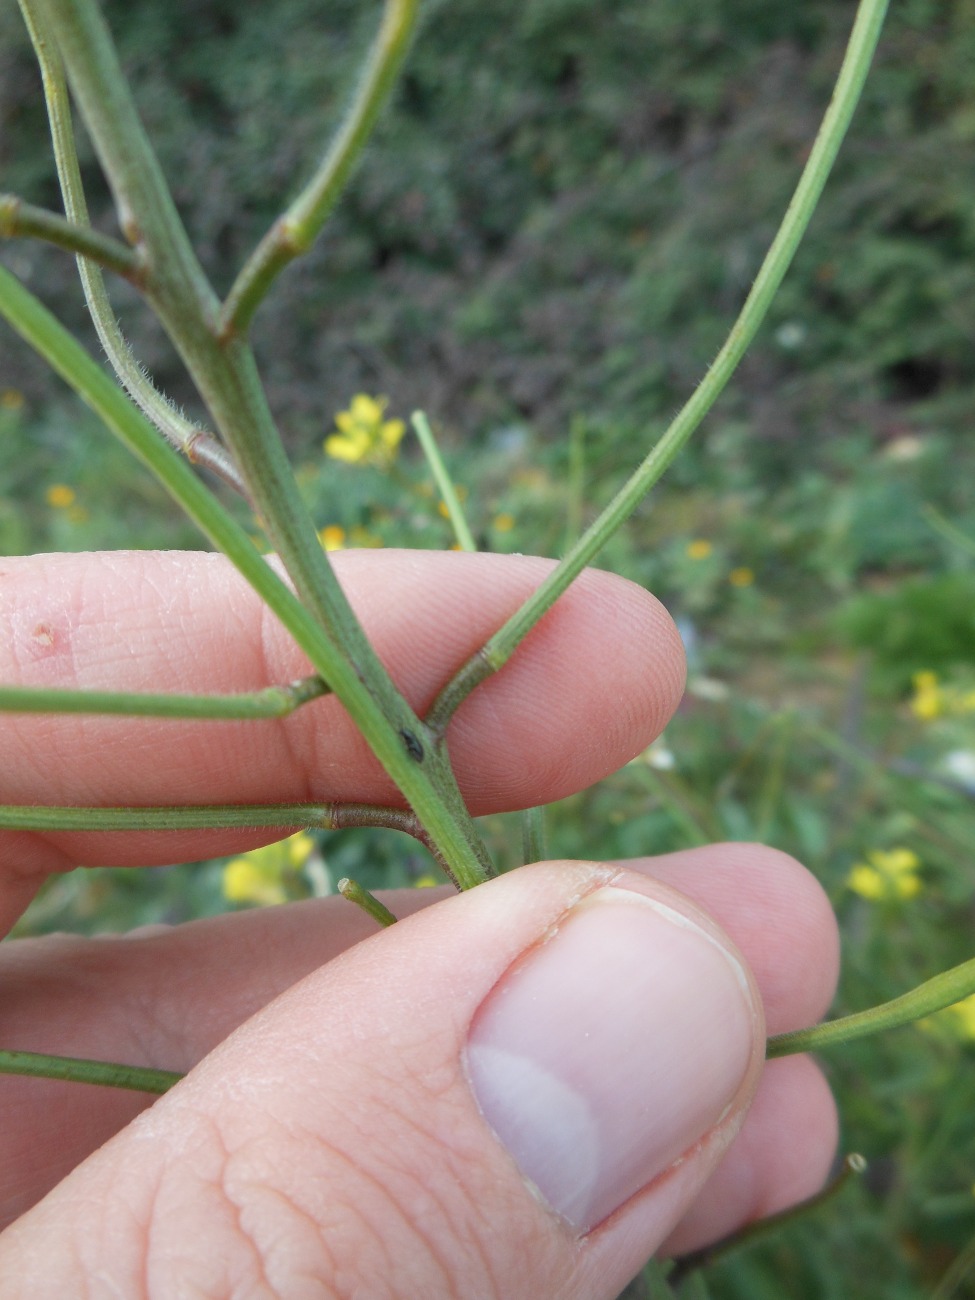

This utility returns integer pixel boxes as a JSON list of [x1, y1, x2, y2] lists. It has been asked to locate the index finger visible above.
[[0, 548, 683, 884]]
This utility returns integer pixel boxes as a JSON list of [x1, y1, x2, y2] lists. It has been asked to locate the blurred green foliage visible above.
[[3, 0, 975, 1296]]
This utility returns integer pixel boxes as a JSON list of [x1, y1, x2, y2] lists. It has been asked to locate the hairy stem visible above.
[[425, 0, 889, 736], [220, 0, 419, 337], [18, 0, 247, 497]]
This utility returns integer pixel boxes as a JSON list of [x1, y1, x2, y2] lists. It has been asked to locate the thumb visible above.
[[0, 861, 764, 1298]]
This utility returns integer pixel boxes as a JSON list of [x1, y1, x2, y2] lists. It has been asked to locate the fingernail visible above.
[[464, 886, 758, 1233]]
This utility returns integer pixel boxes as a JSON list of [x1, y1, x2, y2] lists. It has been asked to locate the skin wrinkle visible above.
[[0, 853, 835, 1249], [252, 1123, 413, 1298], [144, 1112, 274, 1299]]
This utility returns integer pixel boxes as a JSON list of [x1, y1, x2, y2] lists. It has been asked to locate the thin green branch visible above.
[[521, 805, 547, 864], [18, 0, 248, 498], [220, 0, 419, 338], [0, 192, 140, 280], [0, 1049, 181, 1094], [767, 955, 975, 1058], [0, 801, 416, 832], [668, 1153, 867, 1284], [411, 411, 477, 552], [0, 676, 327, 720], [425, 0, 889, 738], [338, 877, 398, 927]]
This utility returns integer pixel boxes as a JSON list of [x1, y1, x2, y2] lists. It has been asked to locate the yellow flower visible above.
[[909, 671, 975, 720], [910, 671, 943, 720], [223, 858, 289, 906], [325, 395, 405, 468], [414, 873, 441, 888], [729, 566, 754, 587], [1, 388, 25, 411], [847, 847, 922, 902], [45, 484, 76, 509], [686, 538, 713, 560], [319, 524, 346, 551], [493, 512, 515, 533], [222, 832, 315, 906]]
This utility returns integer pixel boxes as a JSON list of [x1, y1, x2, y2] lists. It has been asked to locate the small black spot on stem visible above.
[[400, 728, 424, 762]]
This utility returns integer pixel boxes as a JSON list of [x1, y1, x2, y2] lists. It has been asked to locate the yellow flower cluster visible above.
[[45, 483, 76, 509], [223, 831, 315, 906], [847, 847, 922, 902], [319, 525, 347, 551], [685, 540, 755, 587], [317, 524, 385, 551], [325, 395, 405, 468], [686, 538, 713, 560], [910, 671, 975, 721]]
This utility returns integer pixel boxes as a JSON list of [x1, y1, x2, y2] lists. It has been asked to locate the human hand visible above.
[[0, 550, 838, 1296]]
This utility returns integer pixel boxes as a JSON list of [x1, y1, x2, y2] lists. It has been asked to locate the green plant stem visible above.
[[0, 192, 140, 279], [0, 801, 425, 833], [31, 0, 492, 889], [0, 1049, 182, 1094], [337, 877, 398, 927], [425, 0, 889, 737], [17, 0, 248, 498], [521, 805, 547, 864], [220, 0, 419, 337], [0, 677, 327, 719], [767, 955, 975, 1058], [411, 411, 477, 551]]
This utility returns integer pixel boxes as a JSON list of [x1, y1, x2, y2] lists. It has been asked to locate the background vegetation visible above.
[[2, 0, 975, 1294]]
